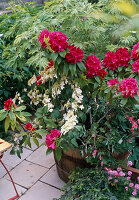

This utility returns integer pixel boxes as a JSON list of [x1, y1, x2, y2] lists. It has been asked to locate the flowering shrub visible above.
[[0, 29, 138, 172]]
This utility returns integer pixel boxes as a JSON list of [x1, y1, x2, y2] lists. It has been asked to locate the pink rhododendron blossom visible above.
[[93, 149, 98, 158], [114, 179, 118, 183], [127, 161, 133, 167], [117, 167, 122, 172], [51, 129, 61, 138], [99, 155, 101, 160], [135, 184, 139, 190], [118, 77, 139, 98], [38, 29, 51, 48], [127, 176, 131, 180], [36, 75, 42, 87], [45, 129, 61, 150], [45, 134, 56, 150], [24, 123, 36, 131], [112, 170, 118, 176], [48, 31, 68, 52], [125, 186, 128, 191], [108, 176, 112, 180], [101, 161, 103, 166], [4, 98, 13, 110], [65, 45, 84, 64], [103, 51, 118, 70], [115, 48, 131, 67], [128, 171, 132, 176], [132, 60, 139, 74], [132, 189, 137, 196], [107, 78, 119, 87], [119, 171, 125, 177], [131, 42, 139, 60], [129, 183, 134, 187]]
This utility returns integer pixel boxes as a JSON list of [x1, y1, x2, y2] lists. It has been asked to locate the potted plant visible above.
[[0, 29, 138, 183]]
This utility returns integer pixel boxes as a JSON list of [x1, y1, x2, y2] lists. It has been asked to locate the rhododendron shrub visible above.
[[0, 29, 138, 165]]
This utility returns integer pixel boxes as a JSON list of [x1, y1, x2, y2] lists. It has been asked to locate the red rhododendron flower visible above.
[[4, 98, 13, 110], [65, 45, 84, 64], [132, 59, 139, 74], [24, 123, 36, 131], [51, 129, 61, 138], [97, 69, 107, 78], [103, 51, 118, 70], [118, 77, 139, 98], [45, 129, 61, 150], [131, 42, 139, 60], [115, 48, 131, 67], [85, 55, 102, 78], [36, 75, 42, 87], [107, 78, 119, 87], [48, 31, 68, 52], [45, 134, 56, 150], [48, 60, 54, 67], [38, 29, 51, 48]]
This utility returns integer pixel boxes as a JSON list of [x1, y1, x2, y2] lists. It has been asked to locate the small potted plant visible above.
[[0, 29, 138, 183]]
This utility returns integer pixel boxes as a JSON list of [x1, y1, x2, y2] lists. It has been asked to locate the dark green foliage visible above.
[[54, 168, 136, 200], [0, 2, 44, 135]]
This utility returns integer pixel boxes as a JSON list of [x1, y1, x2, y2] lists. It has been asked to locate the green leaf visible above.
[[16, 122, 22, 132], [94, 76, 101, 83], [46, 148, 53, 155], [134, 95, 139, 103], [59, 50, 67, 58], [63, 62, 69, 75], [17, 150, 21, 159], [33, 137, 39, 147], [25, 136, 31, 148], [0, 111, 7, 121], [135, 104, 139, 110], [15, 106, 26, 111], [0, 109, 6, 114], [36, 129, 47, 135], [69, 64, 76, 76], [43, 106, 48, 114], [22, 112, 32, 117], [55, 147, 62, 161], [5, 116, 11, 132], [77, 62, 86, 72], [45, 118, 57, 128], [35, 133, 42, 139], [92, 90, 98, 98], [71, 138, 78, 147], [51, 52, 58, 61], [9, 111, 15, 121], [120, 98, 128, 106]]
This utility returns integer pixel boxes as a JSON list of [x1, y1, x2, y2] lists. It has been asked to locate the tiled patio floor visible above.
[[0, 140, 65, 200]]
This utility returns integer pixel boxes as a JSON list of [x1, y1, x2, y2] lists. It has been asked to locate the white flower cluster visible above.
[[52, 77, 68, 98], [60, 84, 84, 135], [42, 93, 54, 112], [27, 87, 42, 105], [15, 92, 24, 104], [71, 84, 84, 111], [28, 75, 36, 86], [41, 67, 57, 83], [61, 110, 78, 135]]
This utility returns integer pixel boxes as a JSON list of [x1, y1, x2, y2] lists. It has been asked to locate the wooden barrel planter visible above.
[[54, 148, 91, 183]]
